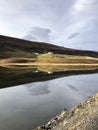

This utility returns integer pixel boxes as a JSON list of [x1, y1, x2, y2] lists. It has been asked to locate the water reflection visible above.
[[0, 65, 98, 88], [25, 83, 50, 96], [0, 73, 98, 130], [0, 66, 98, 130], [67, 83, 79, 92]]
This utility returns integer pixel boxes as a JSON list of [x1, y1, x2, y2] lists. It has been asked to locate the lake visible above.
[[0, 67, 98, 130]]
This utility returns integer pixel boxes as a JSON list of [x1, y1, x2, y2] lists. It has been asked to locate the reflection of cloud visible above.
[[24, 27, 52, 42], [67, 83, 79, 92], [25, 83, 50, 96]]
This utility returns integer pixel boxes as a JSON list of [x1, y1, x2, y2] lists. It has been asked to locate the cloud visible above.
[[74, 0, 98, 12], [23, 34, 37, 41], [0, 0, 98, 51], [67, 32, 80, 40], [24, 27, 52, 42]]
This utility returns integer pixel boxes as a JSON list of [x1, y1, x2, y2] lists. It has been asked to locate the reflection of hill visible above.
[[0, 66, 98, 89], [36, 65, 98, 72]]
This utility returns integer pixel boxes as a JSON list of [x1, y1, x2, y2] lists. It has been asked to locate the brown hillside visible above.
[[0, 35, 98, 58]]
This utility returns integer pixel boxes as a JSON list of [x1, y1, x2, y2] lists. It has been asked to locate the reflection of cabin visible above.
[[33, 70, 39, 73], [47, 52, 53, 54], [48, 71, 53, 74], [35, 70, 39, 73]]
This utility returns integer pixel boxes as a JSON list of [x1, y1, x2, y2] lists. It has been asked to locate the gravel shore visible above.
[[34, 93, 98, 130]]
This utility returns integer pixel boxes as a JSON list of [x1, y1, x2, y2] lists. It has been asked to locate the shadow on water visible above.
[[0, 65, 98, 88]]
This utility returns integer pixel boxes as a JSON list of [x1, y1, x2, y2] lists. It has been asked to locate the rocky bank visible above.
[[34, 93, 98, 130]]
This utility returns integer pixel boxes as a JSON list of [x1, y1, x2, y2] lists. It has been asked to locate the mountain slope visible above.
[[0, 35, 98, 59]]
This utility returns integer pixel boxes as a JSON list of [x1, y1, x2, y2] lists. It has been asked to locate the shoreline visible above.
[[1, 63, 98, 72], [1, 62, 98, 67], [1, 63, 98, 65], [34, 93, 98, 130]]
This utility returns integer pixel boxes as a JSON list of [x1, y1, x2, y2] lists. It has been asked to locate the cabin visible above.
[[47, 52, 53, 54], [33, 52, 39, 55]]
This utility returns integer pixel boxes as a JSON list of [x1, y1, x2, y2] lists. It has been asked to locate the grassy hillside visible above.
[[0, 35, 98, 59], [1, 35, 98, 69], [1, 54, 98, 67], [37, 54, 98, 64], [1, 35, 98, 88]]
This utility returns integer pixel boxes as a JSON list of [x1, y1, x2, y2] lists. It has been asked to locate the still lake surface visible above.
[[0, 67, 98, 130]]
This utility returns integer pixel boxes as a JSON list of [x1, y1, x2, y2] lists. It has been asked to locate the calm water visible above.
[[0, 67, 98, 130]]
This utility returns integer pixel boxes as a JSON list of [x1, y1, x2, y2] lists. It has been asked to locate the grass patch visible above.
[[1, 53, 98, 67], [37, 54, 98, 64]]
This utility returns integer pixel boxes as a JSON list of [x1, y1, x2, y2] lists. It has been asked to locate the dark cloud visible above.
[[24, 27, 52, 42], [67, 32, 80, 40]]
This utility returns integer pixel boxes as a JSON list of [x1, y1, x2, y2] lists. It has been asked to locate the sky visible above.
[[0, 0, 98, 51]]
